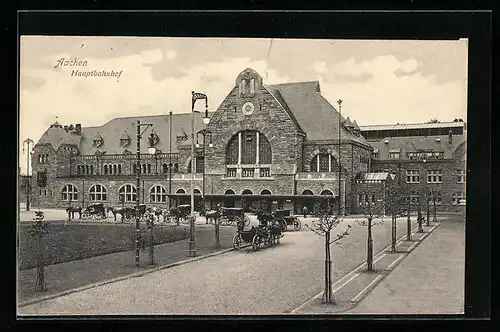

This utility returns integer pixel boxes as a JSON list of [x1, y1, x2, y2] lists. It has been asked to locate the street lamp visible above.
[[196, 126, 212, 216], [22, 138, 34, 211], [190, 91, 209, 258], [337, 99, 343, 216], [135, 120, 153, 267]]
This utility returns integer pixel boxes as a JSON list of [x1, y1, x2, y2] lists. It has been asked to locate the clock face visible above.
[[242, 102, 255, 116]]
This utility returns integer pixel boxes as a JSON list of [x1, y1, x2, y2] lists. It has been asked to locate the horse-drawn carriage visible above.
[[81, 203, 107, 220], [273, 209, 301, 231], [232, 217, 283, 251], [166, 204, 191, 224], [219, 207, 250, 226]]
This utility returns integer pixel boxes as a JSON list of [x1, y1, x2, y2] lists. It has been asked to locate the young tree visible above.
[[145, 210, 156, 265], [305, 197, 351, 305], [28, 210, 49, 292], [356, 190, 386, 271], [385, 184, 407, 252]]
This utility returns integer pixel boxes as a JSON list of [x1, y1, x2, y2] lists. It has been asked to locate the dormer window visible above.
[[93, 133, 104, 147], [120, 131, 131, 147]]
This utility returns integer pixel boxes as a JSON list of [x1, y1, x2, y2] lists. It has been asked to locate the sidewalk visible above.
[[292, 219, 456, 314], [346, 219, 465, 314], [18, 223, 238, 304]]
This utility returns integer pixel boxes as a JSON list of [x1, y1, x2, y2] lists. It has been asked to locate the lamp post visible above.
[[190, 91, 209, 258], [147, 134, 159, 266], [196, 127, 212, 216], [135, 120, 153, 267], [168, 111, 173, 210], [23, 138, 34, 211], [337, 99, 342, 216]]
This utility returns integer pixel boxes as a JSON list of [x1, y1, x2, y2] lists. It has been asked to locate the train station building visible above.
[[29, 68, 467, 215]]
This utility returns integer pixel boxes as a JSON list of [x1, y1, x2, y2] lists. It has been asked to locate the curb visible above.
[[19, 243, 251, 308], [289, 222, 441, 314]]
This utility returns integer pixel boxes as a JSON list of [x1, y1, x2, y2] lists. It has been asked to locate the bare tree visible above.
[[305, 197, 351, 305], [385, 184, 407, 252], [356, 190, 386, 271], [28, 210, 49, 292]]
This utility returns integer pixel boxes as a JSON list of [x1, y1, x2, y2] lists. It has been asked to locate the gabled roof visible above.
[[36, 126, 80, 151], [344, 117, 354, 128], [370, 135, 466, 160], [268, 81, 370, 146]]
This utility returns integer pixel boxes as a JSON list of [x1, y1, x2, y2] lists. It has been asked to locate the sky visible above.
[[19, 36, 468, 174]]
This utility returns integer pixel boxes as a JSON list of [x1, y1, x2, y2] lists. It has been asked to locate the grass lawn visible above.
[[18, 223, 188, 270]]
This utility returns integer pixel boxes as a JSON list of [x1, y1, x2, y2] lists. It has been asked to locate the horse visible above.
[[65, 206, 82, 220], [107, 207, 135, 222]]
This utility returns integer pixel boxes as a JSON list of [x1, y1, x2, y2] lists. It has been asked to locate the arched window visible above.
[[226, 130, 272, 165], [174, 163, 179, 173], [62, 184, 78, 201], [142, 164, 147, 174], [147, 164, 151, 174], [242, 189, 253, 195], [320, 190, 333, 196], [113, 164, 117, 174], [194, 189, 202, 195], [302, 190, 314, 195], [150, 185, 167, 203], [89, 185, 107, 201], [176, 188, 186, 194], [260, 189, 271, 195], [77, 166, 81, 175], [119, 184, 137, 202], [103, 165, 108, 175], [224, 189, 235, 195], [162, 163, 168, 173], [90, 165, 94, 174], [118, 164, 122, 174], [310, 153, 338, 172]]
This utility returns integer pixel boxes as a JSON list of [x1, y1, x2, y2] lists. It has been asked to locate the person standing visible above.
[[302, 205, 308, 219]]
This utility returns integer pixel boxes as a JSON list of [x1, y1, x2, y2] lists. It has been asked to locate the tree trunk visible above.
[[322, 230, 335, 304], [35, 236, 46, 292], [214, 217, 221, 249], [391, 215, 397, 252], [367, 219, 374, 271], [407, 204, 411, 241], [418, 202, 423, 232], [433, 198, 437, 222], [426, 197, 430, 227], [148, 225, 155, 265]]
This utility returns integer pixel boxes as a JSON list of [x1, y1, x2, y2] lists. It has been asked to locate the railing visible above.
[[74, 153, 180, 163], [295, 172, 341, 180]]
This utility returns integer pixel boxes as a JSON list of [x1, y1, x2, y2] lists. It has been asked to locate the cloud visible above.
[[165, 50, 177, 59], [311, 55, 467, 125], [140, 49, 163, 65]]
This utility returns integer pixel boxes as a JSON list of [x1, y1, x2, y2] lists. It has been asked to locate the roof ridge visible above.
[[269, 80, 320, 86], [360, 121, 465, 127]]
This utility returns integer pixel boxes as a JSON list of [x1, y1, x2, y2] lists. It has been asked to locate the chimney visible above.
[[75, 124, 81, 134], [448, 129, 453, 145]]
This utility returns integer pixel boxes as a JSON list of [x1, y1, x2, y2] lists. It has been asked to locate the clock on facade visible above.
[[242, 102, 255, 116]]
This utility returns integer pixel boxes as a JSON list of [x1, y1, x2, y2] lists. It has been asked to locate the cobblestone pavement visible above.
[[346, 220, 465, 314], [19, 216, 420, 315]]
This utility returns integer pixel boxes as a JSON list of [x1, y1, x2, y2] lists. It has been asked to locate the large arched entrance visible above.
[[318, 190, 336, 215], [223, 189, 236, 207], [299, 189, 315, 215], [176, 188, 189, 206]]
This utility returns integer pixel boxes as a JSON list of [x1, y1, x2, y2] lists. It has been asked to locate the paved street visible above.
[[19, 216, 420, 315]]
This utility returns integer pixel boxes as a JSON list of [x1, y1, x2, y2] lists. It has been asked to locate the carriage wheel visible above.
[[181, 216, 189, 224], [279, 220, 287, 232], [266, 234, 274, 247], [244, 215, 251, 227], [252, 234, 260, 251], [233, 216, 242, 227], [82, 211, 90, 220], [232, 234, 242, 250], [293, 217, 301, 231]]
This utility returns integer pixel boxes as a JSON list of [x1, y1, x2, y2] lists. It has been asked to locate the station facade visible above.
[[28, 68, 466, 215]]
